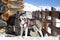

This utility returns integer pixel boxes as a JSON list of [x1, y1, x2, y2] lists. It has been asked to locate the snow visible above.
[[54, 7, 60, 11], [56, 18, 60, 27], [23, 3, 51, 11], [0, 36, 59, 40], [23, 3, 41, 11], [39, 6, 51, 11], [23, 3, 60, 11], [26, 11, 32, 18]]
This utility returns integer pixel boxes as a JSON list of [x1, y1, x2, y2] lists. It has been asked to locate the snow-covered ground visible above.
[[0, 33, 59, 40], [0, 36, 59, 40], [0, 32, 59, 40]]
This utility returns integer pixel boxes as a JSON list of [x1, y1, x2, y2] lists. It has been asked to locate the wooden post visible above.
[[45, 11, 48, 32], [51, 11, 56, 36]]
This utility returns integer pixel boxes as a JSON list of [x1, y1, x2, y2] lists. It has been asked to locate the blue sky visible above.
[[24, 0, 60, 7]]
